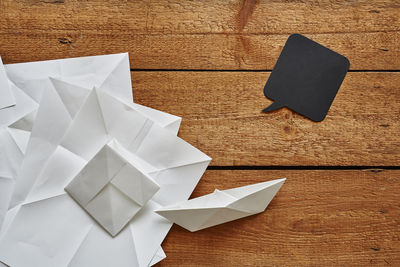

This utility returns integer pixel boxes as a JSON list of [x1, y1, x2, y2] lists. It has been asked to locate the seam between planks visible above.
[[131, 69, 400, 72], [207, 166, 400, 170]]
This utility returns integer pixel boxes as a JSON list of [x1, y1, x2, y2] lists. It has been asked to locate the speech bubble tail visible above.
[[262, 102, 284, 112]]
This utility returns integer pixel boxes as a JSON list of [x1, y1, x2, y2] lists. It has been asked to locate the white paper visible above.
[[7, 53, 134, 208], [2, 53, 132, 138], [68, 223, 139, 267], [0, 62, 37, 229], [5, 53, 132, 103], [0, 53, 210, 267], [0, 128, 24, 229], [0, 83, 37, 129], [2, 53, 135, 211], [156, 178, 286, 232], [149, 247, 166, 266], [0, 57, 15, 110], [0, 81, 209, 267], [0, 194, 93, 267], [9, 80, 75, 209], [65, 140, 160, 236]]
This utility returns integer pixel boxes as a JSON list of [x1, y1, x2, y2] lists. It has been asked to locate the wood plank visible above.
[[0, 0, 399, 69], [157, 169, 400, 266], [1, 31, 398, 70], [2, 0, 399, 34], [133, 71, 400, 166]]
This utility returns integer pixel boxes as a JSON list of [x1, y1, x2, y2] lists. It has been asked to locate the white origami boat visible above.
[[155, 178, 286, 232]]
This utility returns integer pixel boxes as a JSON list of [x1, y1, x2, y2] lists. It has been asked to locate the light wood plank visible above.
[[2, 0, 399, 34], [157, 169, 400, 266], [1, 31, 398, 70], [0, 0, 399, 69], [133, 71, 400, 166]]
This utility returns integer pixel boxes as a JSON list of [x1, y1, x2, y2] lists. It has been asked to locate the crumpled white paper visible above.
[[0, 54, 211, 267], [0, 54, 136, 231], [6, 53, 134, 210], [0, 57, 15, 110]]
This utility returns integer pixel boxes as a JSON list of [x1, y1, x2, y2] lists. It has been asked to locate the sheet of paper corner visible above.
[[0, 57, 16, 110], [0, 53, 185, 267]]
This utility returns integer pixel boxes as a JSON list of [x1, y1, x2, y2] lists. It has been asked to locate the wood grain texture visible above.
[[133, 71, 400, 166], [0, 0, 399, 69], [157, 169, 400, 266], [2, 0, 400, 33], [1, 1, 399, 266]]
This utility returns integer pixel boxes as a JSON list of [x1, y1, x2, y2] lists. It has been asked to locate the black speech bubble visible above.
[[263, 34, 350, 122]]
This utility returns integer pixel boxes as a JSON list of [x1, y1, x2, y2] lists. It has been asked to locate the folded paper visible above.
[[65, 140, 160, 236], [0, 59, 37, 230], [156, 178, 286, 232], [0, 57, 15, 110], [6, 53, 134, 209], [0, 64, 210, 267], [1, 53, 136, 221], [0, 53, 186, 266], [5, 53, 132, 103]]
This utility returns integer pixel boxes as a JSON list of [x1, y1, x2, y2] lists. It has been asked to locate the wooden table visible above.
[[1, 0, 399, 265]]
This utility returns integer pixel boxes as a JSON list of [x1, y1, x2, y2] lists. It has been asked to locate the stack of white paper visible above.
[[0, 54, 211, 267], [0, 54, 285, 267]]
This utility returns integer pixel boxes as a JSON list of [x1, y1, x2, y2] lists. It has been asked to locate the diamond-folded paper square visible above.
[[65, 140, 160, 236]]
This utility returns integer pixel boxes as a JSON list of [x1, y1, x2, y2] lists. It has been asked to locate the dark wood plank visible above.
[[157, 169, 400, 266], [0, 0, 399, 69], [133, 71, 400, 166]]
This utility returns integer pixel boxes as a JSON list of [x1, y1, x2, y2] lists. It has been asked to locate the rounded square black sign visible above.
[[263, 34, 350, 122]]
